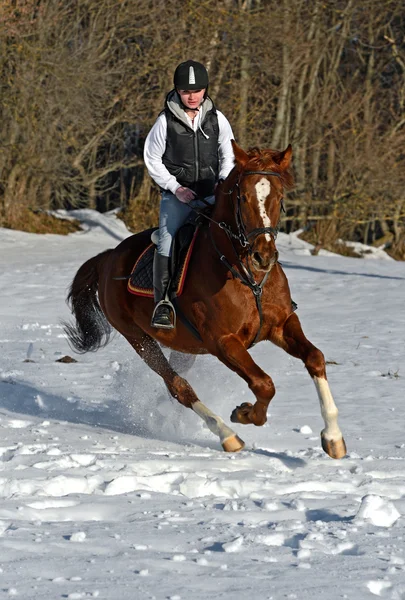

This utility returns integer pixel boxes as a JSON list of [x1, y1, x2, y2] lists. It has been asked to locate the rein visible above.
[[193, 169, 284, 347], [208, 225, 269, 347]]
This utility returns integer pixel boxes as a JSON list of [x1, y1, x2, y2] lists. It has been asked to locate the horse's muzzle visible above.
[[252, 249, 279, 272]]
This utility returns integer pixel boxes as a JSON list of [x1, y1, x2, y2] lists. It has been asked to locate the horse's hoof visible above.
[[222, 434, 245, 453], [230, 402, 253, 424], [321, 435, 347, 459]]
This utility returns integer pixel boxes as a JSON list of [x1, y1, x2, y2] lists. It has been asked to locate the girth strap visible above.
[[172, 298, 203, 342]]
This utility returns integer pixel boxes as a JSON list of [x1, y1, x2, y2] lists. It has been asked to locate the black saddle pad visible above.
[[128, 222, 200, 298]]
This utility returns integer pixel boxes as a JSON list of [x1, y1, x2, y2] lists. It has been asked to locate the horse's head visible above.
[[228, 140, 294, 273]]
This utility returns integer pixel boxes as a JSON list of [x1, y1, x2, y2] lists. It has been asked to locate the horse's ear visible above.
[[231, 140, 250, 170], [274, 144, 293, 170]]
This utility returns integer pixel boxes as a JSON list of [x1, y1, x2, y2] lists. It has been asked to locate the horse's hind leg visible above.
[[123, 330, 244, 452], [168, 350, 196, 375], [269, 312, 346, 459]]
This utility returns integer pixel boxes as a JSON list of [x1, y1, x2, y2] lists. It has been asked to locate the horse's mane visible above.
[[244, 147, 294, 189]]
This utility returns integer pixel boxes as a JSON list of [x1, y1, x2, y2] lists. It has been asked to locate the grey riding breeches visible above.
[[157, 191, 215, 257]]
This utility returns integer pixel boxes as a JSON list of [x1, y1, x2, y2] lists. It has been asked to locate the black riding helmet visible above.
[[173, 60, 209, 91]]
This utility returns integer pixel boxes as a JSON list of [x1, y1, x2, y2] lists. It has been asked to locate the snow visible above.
[[356, 495, 401, 528], [0, 210, 404, 599]]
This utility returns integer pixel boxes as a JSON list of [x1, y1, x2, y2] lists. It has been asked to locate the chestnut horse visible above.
[[64, 141, 346, 459]]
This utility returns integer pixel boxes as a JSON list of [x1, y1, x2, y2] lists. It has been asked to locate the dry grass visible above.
[[118, 200, 159, 234], [1, 208, 82, 235], [298, 219, 362, 258], [325, 241, 362, 258], [385, 239, 405, 261]]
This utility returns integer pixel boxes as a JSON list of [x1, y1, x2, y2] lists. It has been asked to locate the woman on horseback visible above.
[[144, 60, 235, 329]]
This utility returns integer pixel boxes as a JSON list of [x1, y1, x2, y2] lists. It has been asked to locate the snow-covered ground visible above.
[[0, 210, 404, 600]]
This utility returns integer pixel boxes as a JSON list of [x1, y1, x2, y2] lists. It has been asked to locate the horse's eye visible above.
[[241, 195, 247, 203]]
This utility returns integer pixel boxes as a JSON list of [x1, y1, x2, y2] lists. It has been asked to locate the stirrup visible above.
[[151, 300, 176, 330]]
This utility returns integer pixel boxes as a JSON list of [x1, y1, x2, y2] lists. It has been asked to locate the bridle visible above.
[[197, 169, 284, 248], [196, 169, 285, 347], [226, 169, 283, 248]]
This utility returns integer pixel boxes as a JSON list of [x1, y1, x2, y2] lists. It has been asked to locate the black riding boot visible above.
[[151, 252, 176, 329]]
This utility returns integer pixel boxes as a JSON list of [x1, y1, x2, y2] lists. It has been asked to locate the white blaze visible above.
[[255, 178, 272, 241]]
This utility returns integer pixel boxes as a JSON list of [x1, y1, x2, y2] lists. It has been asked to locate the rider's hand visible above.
[[175, 186, 196, 204]]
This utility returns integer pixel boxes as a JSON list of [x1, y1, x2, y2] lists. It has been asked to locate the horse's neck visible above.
[[212, 178, 237, 225], [209, 181, 241, 261], [211, 197, 229, 222]]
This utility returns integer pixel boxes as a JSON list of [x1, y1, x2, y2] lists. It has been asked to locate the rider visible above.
[[144, 59, 235, 329]]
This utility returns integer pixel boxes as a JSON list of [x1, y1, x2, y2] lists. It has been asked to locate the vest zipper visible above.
[[194, 131, 199, 184]]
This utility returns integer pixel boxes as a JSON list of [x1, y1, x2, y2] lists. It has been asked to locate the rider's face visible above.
[[177, 88, 206, 109]]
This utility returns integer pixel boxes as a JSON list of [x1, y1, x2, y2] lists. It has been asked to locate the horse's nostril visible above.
[[253, 252, 262, 265]]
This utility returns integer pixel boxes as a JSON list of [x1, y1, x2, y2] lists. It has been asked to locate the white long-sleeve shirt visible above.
[[144, 108, 235, 195]]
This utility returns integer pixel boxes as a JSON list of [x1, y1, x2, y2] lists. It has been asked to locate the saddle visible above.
[[128, 217, 201, 298]]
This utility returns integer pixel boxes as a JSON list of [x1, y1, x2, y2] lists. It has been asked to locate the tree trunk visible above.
[[237, 0, 252, 147], [327, 138, 336, 189], [271, 0, 290, 148], [293, 0, 320, 191]]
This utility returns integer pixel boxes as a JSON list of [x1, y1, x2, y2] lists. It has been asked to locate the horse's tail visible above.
[[63, 249, 113, 353]]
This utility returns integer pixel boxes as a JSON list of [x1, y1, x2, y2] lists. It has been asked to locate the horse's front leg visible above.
[[269, 312, 347, 459], [216, 333, 275, 427]]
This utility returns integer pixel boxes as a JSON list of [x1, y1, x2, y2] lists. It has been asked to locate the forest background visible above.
[[1, 0, 404, 258]]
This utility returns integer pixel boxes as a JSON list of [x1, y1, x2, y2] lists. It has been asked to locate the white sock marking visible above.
[[255, 178, 272, 241], [192, 401, 237, 445], [313, 376, 343, 441]]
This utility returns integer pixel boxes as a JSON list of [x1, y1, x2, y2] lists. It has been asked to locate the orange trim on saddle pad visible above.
[[175, 228, 198, 296], [127, 228, 199, 298], [127, 243, 154, 297]]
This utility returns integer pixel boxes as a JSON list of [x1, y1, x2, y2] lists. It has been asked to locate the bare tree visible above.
[[1, 0, 404, 255]]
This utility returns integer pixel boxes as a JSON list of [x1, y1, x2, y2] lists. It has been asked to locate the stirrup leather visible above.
[[151, 300, 176, 329]]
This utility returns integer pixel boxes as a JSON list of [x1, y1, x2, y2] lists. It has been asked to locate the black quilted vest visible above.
[[162, 99, 219, 197]]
